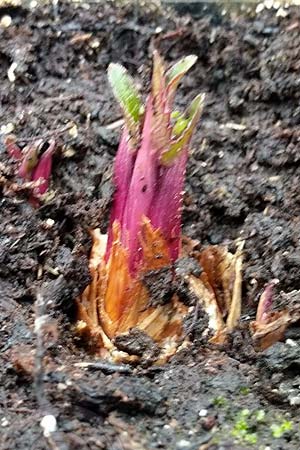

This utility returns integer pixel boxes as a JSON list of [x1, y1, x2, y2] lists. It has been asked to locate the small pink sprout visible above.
[[256, 279, 279, 324], [4, 134, 55, 204]]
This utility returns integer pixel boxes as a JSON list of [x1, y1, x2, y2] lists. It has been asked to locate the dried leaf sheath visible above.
[[78, 220, 187, 361], [187, 242, 244, 342]]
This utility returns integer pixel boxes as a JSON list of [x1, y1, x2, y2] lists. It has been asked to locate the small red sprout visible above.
[[4, 135, 55, 205]]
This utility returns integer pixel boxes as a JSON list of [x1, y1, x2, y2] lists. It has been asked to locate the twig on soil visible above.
[[105, 118, 124, 130], [156, 28, 187, 42], [43, 94, 84, 103], [34, 292, 52, 411], [16, 123, 75, 144], [74, 361, 133, 374], [34, 291, 69, 450]]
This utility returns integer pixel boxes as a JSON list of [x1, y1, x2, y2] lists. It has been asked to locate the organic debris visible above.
[[186, 239, 245, 345]]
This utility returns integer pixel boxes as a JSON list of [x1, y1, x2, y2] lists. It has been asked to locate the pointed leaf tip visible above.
[[166, 55, 198, 104], [107, 63, 143, 125], [166, 55, 198, 85]]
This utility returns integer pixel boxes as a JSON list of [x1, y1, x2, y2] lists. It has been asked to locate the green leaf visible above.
[[171, 110, 181, 120], [160, 93, 205, 166], [108, 63, 143, 143], [166, 55, 198, 104], [172, 115, 188, 136]]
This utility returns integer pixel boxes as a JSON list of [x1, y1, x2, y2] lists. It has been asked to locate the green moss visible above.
[[270, 420, 293, 438], [231, 409, 258, 445], [255, 410, 266, 423], [213, 396, 227, 407], [240, 386, 250, 395], [212, 394, 297, 448]]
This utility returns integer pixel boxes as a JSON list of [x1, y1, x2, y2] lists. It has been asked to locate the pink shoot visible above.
[[31, 139, 55, 196], [106, 51, 204, 272], [256, 279, 279, 324], [4, 136, 55, 204], [78, 52, 204, 360]]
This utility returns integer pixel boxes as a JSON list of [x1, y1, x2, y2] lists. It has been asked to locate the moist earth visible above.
[[0, 1, 300, 449]]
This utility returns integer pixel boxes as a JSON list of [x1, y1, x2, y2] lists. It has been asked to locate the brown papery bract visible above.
[[77, 218, 188, 363]]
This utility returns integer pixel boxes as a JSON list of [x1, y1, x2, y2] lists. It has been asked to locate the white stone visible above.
[[40, 415, 57, 437], [1, 418, 9, 427], [1, 123, 15, 135], [7, 62, 18, 83], [290, 396, 300, 406], [0, 15, 12, 28], [256, 3, 265, 13], [286, 339, 297, 347], [176, 440, 191, 449], [45, 218, 55, 227]]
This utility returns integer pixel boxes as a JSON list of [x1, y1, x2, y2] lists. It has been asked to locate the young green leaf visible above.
[[160, 93, 205, 166], [172, 114, 189, 136], [108, 63, 143, 145], [108, 63, 143, 122], [166, 55, 198, 103]]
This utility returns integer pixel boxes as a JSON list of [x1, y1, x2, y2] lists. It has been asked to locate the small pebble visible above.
[[290, 396, 300, 406], [90, 39, 100, 49], [45, 218, 55, 228], [40, 415, 57, 437], [256, 3, 265, 13], [176, 439, 191, 449], [201, 415, 216, 431], [7, 62, 18, 83], [1, 418, 9, 427], [0, 15, 12, 28], [286, 339, 297, 347], [1, 123, 14, 135]]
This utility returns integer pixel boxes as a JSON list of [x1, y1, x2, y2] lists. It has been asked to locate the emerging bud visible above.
[[31, 139, 55, 197], [106, 51, 205, 271], [4, 136, 55, 205]]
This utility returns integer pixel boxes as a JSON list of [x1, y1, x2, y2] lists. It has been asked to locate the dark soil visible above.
[[1, 1, 300, 449]]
